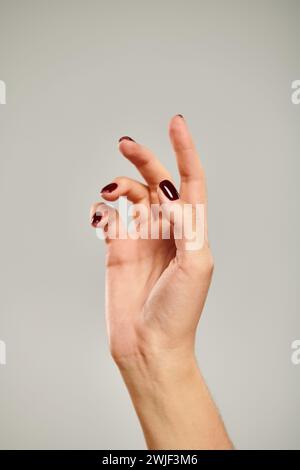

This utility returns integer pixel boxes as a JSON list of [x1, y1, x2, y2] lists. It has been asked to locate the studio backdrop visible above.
[[0, 0, 299, 450]]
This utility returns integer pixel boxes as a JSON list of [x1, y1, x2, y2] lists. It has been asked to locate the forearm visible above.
[[117, 351, 233, 450]]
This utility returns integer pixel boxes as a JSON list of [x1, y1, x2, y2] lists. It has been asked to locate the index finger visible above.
[[169, 115, 207, 204]]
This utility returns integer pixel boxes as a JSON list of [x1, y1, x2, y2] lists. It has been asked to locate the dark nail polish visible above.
[[118, 136, 135, 143], [91, 212, 102, 226], [159, 180, 180, 201], [101, 182, 118, 193], [176, 114, 184, 118]]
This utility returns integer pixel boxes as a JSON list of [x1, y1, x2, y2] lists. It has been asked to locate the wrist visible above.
[[116, 349, 201, 419], [115, 347, 199, 388]]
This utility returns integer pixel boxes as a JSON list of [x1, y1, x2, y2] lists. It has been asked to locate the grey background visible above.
[[0, 0, 299, 449]]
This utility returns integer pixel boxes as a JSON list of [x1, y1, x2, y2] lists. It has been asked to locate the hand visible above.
[[90, 114, 213, 365], [90, 115, 232, 450]]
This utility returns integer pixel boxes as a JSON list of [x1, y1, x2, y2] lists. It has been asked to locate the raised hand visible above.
[[90, 115, 232, 450]]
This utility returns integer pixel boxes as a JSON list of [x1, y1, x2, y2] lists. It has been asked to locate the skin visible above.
[[90, 115, 233, 450]]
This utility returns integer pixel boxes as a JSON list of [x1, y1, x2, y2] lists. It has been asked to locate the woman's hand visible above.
[[91, 114, 212, 363], [90, 115, 233, 450]]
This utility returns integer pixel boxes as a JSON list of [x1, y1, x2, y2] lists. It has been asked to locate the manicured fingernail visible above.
[[118, 136, 135, 143], [91, 212, 102, 227], [176, 114, 184, 118], [159, 180, 180, 201], [101, 182, 118, 194]]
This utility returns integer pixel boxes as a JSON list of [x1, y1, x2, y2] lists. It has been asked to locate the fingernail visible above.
[[176, 114, 184, 118], [159, 180, 180, 201], [91, 212, 102, 227], [101, 182, 118, 194], [118, 136, 135, 143]]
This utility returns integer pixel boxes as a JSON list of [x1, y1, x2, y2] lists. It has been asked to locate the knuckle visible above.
[[90, 202, 99, 214], [113, 176, 127, 185]]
